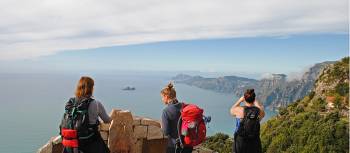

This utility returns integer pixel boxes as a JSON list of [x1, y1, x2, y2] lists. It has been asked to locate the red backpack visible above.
[[178, 103, 207, 147]]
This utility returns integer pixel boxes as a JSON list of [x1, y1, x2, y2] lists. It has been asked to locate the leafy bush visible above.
[[202, 133, 233, 153], [336, 83, 349, 96]]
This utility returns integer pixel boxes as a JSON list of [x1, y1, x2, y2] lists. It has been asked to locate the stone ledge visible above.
[[38, 108, 213, 153], [147, 125, 164, 140], [133, 116, 142, 126], [134, 125, 148, 139], [141, 118, 161, 128]]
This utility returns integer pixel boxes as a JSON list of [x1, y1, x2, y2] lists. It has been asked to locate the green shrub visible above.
[[335, 83, 349, 96], [202, 133, 233, 153]]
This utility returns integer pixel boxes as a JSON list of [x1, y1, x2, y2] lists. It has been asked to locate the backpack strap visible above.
[[176, 102, 186, 149]]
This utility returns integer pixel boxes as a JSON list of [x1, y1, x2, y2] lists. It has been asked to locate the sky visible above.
[[0, 0, 348, 78]]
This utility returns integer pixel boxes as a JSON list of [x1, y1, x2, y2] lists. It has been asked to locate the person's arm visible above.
[[254, 100, 265, 119], [161, 110, 171, 136], [97, 102, 112, 123], [230, 96, 245, 116]]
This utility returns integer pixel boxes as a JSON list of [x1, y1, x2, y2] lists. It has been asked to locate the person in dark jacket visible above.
[[230, 89, 265, 153], [62, 76, 111, 153], [161, 83, 193, 153]]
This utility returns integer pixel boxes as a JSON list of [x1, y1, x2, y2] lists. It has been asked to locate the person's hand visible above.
[[239, 96, 245, 103]]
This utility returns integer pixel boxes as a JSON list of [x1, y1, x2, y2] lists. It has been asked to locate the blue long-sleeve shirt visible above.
[[161, 99, 182, 147]]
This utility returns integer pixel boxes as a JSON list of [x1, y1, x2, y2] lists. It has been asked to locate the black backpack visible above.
[[236, 106, 260, 139], [59, 97, 98, 149]]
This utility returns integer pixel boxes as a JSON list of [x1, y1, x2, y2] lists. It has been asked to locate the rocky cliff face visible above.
[[259, 62, 333, 109], [173, 62, 333, 109]]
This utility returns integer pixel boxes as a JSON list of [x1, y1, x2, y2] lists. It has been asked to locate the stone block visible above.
[[51, 136, 63, 153], [147, 125, 164, 140], [133, 116, 142, 126], [142, 139, 167, 153], [141, 118, 161, 128], [37, 139, 52, 153], [108, 110, 135, 153], [110, 109, 122, 120], [133, 125, 148, 139], [133, 139, 143, 153], [99, 123, 111, 132], [37, 136, 63, 153], [100, 131, 109, 141]]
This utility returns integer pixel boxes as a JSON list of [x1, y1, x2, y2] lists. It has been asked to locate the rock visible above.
[[147, 125, 164, 140], [141, 118, 161, 128], [108, 110, 135, 153], [51, 136, 63, 153], [110, 109, 122, 119], [37, 139, 52, 153], [142, 139, 168, 153], [100, 131, 109, 141], [37, 136, 63, 153], [133, 116, 142, 126], [99, 123, 111, 131], [133, 125, 148, 139], [133, 139, 144, 153]]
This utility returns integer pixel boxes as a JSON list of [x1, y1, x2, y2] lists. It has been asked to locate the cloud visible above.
[[260, 73, 274, 79], [286, 65, 313, 81], [0, 0, 348, 60]]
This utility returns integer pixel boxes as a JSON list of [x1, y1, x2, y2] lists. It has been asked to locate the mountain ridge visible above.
[[173, 61, 334, 109]]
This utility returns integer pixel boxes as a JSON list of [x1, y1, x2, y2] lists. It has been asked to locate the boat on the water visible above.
[[122, 86, 136, 91]]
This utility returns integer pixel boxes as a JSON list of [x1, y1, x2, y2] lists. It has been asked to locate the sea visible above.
[[0, 73, 276, 153]]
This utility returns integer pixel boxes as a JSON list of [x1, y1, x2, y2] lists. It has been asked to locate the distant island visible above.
[[173, 61, 334, 110], [122, 86, 136, 91]]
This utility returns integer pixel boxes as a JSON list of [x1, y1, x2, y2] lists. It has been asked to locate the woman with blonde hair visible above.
[[161, 83, 193, 153], [60, 76, 111, 153]]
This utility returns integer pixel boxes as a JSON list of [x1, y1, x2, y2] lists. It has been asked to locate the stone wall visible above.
[[38, 109, 214, 153]]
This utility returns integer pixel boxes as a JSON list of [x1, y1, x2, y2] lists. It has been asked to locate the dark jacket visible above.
[[161, 99, 182, 147]]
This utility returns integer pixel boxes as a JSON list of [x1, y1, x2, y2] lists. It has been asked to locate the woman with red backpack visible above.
[[60, 76, 111, 153], [230, 89, 265, 153], [160, 83, 194, 153]]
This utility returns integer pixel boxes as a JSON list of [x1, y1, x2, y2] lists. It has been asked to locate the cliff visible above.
[[260, 57, 349, 152], [37, 109, 213, 153], [173, 61, 332, 109]]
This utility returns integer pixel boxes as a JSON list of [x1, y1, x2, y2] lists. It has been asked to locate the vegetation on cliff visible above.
[[202, 133, 233, 153]]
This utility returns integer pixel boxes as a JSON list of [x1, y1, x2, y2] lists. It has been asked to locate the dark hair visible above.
[[244, 89, 256, 103]]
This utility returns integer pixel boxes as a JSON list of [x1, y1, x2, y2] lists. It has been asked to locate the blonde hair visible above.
[[75, 76, 94, 99], [161, 82, 176, 100]]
